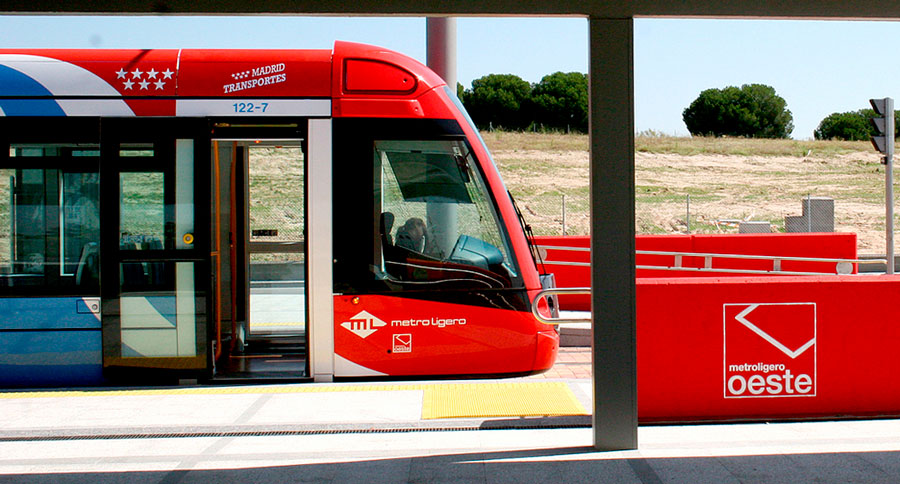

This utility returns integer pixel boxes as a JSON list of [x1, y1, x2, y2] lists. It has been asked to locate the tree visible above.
[[682, 84, 794, 138], [814, 109, 900, 141], [529, 72, 588, 132], [462, 74, 532, 130], [814, 110, 874, 140]]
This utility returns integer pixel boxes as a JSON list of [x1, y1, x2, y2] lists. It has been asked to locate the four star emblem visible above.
[[117, 65, 173, 91]]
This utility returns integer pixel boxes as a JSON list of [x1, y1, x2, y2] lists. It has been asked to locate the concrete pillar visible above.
[[426, 17, 457, 90], [590, 17, 638, 451], [426, 17, 459, 255]]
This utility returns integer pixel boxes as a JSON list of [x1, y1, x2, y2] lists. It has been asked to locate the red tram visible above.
[[0, 41, 559, 385]]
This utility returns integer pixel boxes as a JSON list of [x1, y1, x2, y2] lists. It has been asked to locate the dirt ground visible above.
[[491, 148, 890, 254]]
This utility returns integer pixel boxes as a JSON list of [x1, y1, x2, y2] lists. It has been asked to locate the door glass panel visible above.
[[175, 139, 195, 250], [119, 260, 197, 357], [119, 172, 165, 250], [100, 124, 206, 372], [248, 145, 306, 335]]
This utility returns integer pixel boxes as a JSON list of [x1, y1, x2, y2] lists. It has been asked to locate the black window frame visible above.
[[0, 118, 102, 297]]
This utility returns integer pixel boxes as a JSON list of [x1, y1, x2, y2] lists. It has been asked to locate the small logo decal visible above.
[[393, 334, 412, 353], [223, 63, 287, 94], [724, 303, 816, 398], [341, 310, 386, 339], [115, 66, 173, 91]]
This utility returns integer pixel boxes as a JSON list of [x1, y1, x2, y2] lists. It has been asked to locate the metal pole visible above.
[[686, 194, 691, 234], [807, 193, 812, 233], [871, 98, 895, 273], [881, 98, 896, 274], [888, 142, 895, 275], [562, 194, 567, 236]]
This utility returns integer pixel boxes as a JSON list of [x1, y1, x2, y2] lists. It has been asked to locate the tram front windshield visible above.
[[375, 138, 518, 289]]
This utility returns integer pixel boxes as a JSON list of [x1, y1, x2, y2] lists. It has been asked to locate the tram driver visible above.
[[395, 217, 427, 253]]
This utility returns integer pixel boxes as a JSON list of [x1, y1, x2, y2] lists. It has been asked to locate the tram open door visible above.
[[211, 119, 332, 381]]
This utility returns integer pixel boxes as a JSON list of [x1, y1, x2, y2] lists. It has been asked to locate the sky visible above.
[[0, 15, 899, 139]]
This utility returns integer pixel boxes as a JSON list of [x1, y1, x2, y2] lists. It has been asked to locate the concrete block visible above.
[[739, 221, 771, 233], [786, 197, 834, 232], [802, 196, 834, 232], [785, 215, 808, 233]]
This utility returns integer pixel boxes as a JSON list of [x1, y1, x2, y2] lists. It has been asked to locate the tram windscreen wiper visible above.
[[509, 189, 543, 270], [453, 146, 471, 184]]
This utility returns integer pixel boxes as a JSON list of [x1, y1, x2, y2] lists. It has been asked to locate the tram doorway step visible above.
[[242, 334, 306, 355], [212, 334, 309, 382]]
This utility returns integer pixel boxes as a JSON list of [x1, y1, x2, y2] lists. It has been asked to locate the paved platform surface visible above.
[[2, 348, 900, 483]]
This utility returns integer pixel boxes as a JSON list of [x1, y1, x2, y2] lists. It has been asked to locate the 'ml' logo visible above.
[[340, 310, 386, 339]]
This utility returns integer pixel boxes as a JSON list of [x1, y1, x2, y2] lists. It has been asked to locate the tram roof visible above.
[[0, 41, 446, 107]]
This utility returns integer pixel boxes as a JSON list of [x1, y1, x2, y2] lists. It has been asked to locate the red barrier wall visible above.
[[535, 233, 899, 422], [637, 275, 900, 422], [536, 233, 858, 311], [638, 233, 857, 277]]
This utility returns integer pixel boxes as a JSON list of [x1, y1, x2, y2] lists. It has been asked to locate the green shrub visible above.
[[462, 74, 533, 131], [529, 72, 588, 133], [682, 84, 793, 139], [814, 109, 900, 141]]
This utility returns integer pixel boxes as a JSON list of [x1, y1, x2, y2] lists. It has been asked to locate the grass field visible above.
[[483, 131, 891, 253], [482, 130, 873, 156]]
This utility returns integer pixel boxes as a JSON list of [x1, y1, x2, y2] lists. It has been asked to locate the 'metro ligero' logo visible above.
[[723, 303, 816, 398]]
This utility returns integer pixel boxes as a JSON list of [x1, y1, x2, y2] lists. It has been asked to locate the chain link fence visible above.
[[516, 192, 590, 237], [514, 189, 892, 257], [248, 147, 305, 263]]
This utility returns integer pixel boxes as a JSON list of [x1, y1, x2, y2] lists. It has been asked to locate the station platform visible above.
[[2, 348, 900, 483]]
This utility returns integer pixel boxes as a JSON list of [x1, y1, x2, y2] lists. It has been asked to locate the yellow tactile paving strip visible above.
[[0, 382, 587, 419], [421, 382, 587, 419]]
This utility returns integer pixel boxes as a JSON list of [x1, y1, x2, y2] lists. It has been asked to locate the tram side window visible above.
[[374, 139, 519, 290], [0, 144, 100, 291]]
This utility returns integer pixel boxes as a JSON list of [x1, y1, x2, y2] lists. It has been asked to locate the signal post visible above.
[[871, 98, 895, 274]]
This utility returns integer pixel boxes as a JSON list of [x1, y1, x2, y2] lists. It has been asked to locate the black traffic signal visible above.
[[870, 98, 894, 161]]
